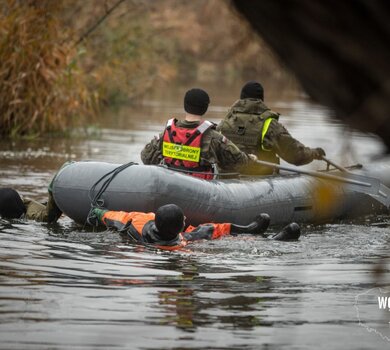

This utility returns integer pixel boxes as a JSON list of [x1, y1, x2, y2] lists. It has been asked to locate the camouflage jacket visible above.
[[141, 119, 252, 173], [23, 198, 48, 222], [217, 98, 317, 175], [23, 192, 62, 223]]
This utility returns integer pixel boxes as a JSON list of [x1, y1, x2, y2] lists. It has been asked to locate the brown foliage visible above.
[[0, 0, 94, 137], [0, 0, 292, 137], [150, 0, 287, 82]]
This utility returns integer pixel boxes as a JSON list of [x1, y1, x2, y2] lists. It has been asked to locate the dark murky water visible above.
[[1, 85, 390, 349]]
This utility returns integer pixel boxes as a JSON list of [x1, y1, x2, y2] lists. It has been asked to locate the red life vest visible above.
[[162, 118, 214, 180]]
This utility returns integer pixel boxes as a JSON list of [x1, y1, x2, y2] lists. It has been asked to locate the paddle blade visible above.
[[344, 173, 390, 208]]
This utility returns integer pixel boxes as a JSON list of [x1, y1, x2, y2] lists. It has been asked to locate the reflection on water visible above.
[[0, 86, 389, 349], [1, 217, 389, 349]]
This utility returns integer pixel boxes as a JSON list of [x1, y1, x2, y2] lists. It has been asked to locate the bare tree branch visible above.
[[74, 0, 127, 47]]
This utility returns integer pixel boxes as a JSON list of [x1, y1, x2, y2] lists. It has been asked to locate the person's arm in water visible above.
[[183, 216, 300, 242], [18, 167, 64, 223], [182, 223, 232, 241], [90, 208, 137, 232], [182, 213, 271, 242], [264, 120, 325, 165], [23, 198, 49, 222], [141, 133, 164, 165]]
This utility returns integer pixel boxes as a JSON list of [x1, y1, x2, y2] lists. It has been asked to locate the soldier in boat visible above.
[[217, 81, 326, 175], [141, 88, 258, 179]]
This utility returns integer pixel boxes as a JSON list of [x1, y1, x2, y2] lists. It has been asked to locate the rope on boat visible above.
[[84, 160, 367, 227], [88, 162, 137, 207], [85, 162, 137, 227]]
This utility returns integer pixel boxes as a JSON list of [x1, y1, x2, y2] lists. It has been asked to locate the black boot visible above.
[[231, 213, 270, 235], [271, 222, 301, 241]]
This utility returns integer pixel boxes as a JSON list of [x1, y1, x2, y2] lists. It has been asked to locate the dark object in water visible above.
[[271, 223, 301, 241], [232, 1, 390, 152]]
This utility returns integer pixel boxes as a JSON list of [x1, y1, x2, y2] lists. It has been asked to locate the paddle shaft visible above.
[[253, 159, 390, 208], [321, 156, 349, 172], [254, 159, 372, 187]]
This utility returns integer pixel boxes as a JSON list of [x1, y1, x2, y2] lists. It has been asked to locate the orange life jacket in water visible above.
[[162, 118, 214, 180], [100, 210, 231, 251], [101, 210, 187, 250]]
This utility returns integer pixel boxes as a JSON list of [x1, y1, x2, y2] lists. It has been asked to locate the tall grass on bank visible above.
[[0, 0, 294, 138], [0, 0, 94, 138]]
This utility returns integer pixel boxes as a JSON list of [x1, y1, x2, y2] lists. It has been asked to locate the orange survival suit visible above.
[[93, 208, 231, 251]]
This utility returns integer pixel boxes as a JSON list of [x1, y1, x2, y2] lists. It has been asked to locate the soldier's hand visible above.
[[248, 154, 258, 162], [312, 147, 326, 160]]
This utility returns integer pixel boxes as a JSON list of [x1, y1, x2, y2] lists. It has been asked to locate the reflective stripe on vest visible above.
[[166, 118, 174, 128], [162, 142, 201, 162], [261, 117, 274, 151], [197, 120, 213, 133]]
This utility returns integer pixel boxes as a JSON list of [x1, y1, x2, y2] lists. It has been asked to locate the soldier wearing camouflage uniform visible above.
[[141, 88, 257, 179], [0, 188, 62, 223], [217, 81, 326, 175], [0, 163, 71, 222]]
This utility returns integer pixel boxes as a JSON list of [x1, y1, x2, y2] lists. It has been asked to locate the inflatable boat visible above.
[[52, 160, 390, 226]]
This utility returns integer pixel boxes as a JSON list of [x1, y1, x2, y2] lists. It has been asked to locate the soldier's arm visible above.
[[23, 198, 48, 222], [140, 133, 163, 165], [264, 120, 317, 166]]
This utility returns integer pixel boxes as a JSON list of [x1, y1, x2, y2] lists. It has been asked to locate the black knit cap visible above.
[[0, 188, 26, 219], [184, 88, 210, 116], [240, 81, 264, 100], [155, 204, 184, 240]]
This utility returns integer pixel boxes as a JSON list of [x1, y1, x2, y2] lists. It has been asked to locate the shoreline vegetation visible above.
[[0, 0, 295, 138]]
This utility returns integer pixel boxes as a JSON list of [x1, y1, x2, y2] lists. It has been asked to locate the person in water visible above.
[[217, 81, 327, 175], [0, 162, 74, 223], [0, 189, 300, 249], [0, 187, 62, 223], [141, 88, 258, 180], [87, 204, 301, 250]]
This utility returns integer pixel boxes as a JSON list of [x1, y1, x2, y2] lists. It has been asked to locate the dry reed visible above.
[[0, 0, 94, 138]]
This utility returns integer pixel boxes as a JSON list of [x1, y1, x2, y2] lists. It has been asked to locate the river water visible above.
[[0, 84, 390, 349]]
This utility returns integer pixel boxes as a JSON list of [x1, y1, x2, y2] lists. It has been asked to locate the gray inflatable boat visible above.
[[52, 160, 390, 226]]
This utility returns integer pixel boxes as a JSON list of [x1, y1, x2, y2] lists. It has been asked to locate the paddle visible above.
[[321, 156, 349, 172], [321, 156, 390, 210], [253, 159, 390, 208]]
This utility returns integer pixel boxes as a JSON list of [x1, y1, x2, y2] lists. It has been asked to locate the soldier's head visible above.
[[240, 81, 264, 100], [155, 204, 185, 241], [0, 188, 26, 219], [184, 88, 210, 116]]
